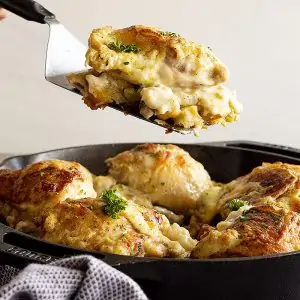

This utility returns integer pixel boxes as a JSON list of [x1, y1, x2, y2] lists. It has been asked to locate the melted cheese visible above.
[[217, 205, 253, 231], [140, 83, 242, 127], [140, 85, 180, 116]]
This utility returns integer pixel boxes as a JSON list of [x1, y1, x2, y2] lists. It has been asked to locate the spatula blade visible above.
[[45, 19, 88, 92]]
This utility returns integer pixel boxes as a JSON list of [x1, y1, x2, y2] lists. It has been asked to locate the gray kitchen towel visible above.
[[0, 255, 148, 300]]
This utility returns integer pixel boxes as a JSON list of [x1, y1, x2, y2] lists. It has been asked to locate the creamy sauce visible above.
[[157, 62, 213, 88], [140, 83, 242, 121], [217, 204, 253, 231], [140, 85, 180, 115]]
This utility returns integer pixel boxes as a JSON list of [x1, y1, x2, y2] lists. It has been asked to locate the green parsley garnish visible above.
[[40, 172, 45, 177], [108, 41, 140, 53], [100, 189, 127, 219], [215, 93, 223, 100], [240, 215, 249, 222], [159, 31, 179, 38], [228, 199, 248, 211], [123, 61, 129, 65]]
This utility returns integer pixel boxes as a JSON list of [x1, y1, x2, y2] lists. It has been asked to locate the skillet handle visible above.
[[207, 140, 300, 160], [0, 223, 58, 268], [0, 0, 55, 24]]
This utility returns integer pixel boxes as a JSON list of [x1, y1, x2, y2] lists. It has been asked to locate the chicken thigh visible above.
[[105, 143, 212, 213], [191, 162, 300, 258]]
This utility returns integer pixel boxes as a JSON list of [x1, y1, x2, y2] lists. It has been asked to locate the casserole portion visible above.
[[67, 25, 242, 132]]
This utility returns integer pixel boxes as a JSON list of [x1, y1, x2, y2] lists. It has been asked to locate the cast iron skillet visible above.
[[1, 140, 300, 300]]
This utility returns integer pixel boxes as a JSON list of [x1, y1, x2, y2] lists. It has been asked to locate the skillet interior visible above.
[[2, 140, 300, 300]]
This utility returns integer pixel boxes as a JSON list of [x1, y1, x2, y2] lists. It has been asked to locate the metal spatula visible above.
[[0, 0, 88, 94], [0, 0, 190, 134]]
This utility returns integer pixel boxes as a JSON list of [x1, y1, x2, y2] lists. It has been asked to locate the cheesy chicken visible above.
[[68, 25, 242, 132], [2, 144, 300, 259]]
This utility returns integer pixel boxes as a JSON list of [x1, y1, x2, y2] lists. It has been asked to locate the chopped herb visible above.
[[239, 210, 250, 222], [108, 41, 140, 53], [215, 93, 223, 100], [100, 189, 127, 219], [228, 199, 248, 211], [105, 60, 109, 66], [123, 61, 130, 65], [160, 31, 179, 38], [160, 182, 165, 186], [40, 172, 45, 177], [240, 215, 249, 222]]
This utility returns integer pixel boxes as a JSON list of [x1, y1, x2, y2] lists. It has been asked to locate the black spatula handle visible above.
[[0, 0, 55, 24]]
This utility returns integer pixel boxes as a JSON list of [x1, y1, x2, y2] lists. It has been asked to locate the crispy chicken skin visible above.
[[105, 144, 212, 213], [0, 169, 21, 201], [67, 25, 242, 131], [219, 162, 300, 219], [191, 162, 300, 258], [0, 159, 96, 227], [0, 159, 197, 258], [191, 205, 300, 258]]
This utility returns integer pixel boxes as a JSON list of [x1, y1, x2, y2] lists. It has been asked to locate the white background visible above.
[[0, 0, 299, 155]]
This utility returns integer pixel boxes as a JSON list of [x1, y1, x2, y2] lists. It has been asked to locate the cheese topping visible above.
[[217, 204, 253, 231]]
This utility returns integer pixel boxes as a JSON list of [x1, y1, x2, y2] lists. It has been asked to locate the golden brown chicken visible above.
[[43, 196, 196, 258], [0, 159, 96, 228], [219, 162, 300, 219], [105, 143, 212, 213], [67, 25, 242, 131], [191, 162, 300, 258], [0, 159, 197, 258], [191, 205, 300, 258]]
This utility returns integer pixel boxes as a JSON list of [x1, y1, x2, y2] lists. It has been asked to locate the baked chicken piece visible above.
[[0, 160, 196, 258], [191, 162, 300, 258], [219, 162, 300, 219], [105, 143, 212, 213], [191, 205, 300, 258], [0, 159, 96, 227], [43, 195, 196, 258], [67, 25, 242, 132]]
